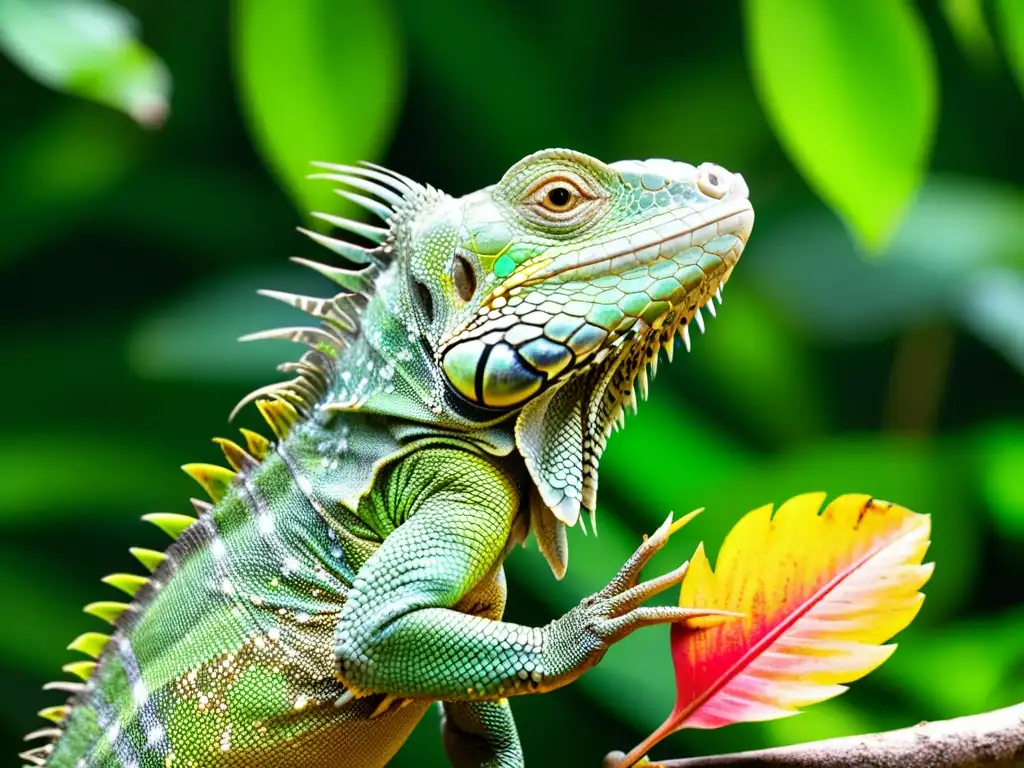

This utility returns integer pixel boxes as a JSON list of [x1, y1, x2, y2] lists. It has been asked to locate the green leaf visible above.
[[747, 177, 1024, 342], [0, 0, 170, 126], [995, 0, 1024, 97], [973, 422, 1024, 538], [940, 0, 998, 67], [233, 0, 403, 219], [743, 0, 938, 251]]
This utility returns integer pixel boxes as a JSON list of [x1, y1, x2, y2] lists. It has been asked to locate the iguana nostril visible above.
[[697, 164, 729, 198]]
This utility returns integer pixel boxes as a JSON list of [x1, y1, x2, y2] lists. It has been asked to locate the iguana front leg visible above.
[[334, 447, 711, 702]]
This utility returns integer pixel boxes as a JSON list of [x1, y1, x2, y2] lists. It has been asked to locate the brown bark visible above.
[[604, 703, 1024, 768]]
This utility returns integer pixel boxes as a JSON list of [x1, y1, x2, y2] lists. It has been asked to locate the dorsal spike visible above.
[[67, 632, 109, 659], [62, 661, 96, 681], [240, 428, 271, 459], [101, 573, 148, 597], [129, 547, 165, 573], [359, 160, 421, 191], [310, 210, 389, 243], [42, 680, 85, 694], [308, 173, 405, 208], [84, 601, 131, 625], [229, 383, 292, 423], [239, 325, 343, 349], [289, 257, 376, 294], [298, 227, 380, 265], [141, 512, 196, 540], [257, 289, 357, 332], [37, 706, 68, 724], [310, 161, 414, 195], [191, 497, 214, 517], [181, 463, 235, 503], [332, 189, 392, 222], [212, 437, 258, 472], [24, 726, 62, 741], [20, 745, 52, 765], [256, 398, 300, 440]]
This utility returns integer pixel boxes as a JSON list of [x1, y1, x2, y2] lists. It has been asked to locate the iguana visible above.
[[23, 148, 754, 768]]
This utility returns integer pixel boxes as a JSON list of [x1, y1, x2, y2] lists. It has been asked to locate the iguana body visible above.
[[24, 149, 754, 767]]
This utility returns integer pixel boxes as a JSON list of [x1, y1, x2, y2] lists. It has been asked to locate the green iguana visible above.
[[23, 148, 754, 768]]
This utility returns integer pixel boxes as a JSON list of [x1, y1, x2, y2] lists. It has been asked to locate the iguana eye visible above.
[[521, 173, 603, 224]]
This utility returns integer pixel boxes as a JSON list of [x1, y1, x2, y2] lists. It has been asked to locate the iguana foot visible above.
[[543, 514, 734, 684]]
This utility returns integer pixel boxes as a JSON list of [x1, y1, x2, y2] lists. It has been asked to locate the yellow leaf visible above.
[[622, 493, 933, 766]]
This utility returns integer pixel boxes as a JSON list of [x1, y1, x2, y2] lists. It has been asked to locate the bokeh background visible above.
[[1, 1, 1022, 765]]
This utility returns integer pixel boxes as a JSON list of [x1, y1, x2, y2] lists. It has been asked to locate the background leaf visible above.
[[743, 0, 938, 250], [0, 0, 170, 125], [995, 0, 1024, 96], [233, 0, 403, 219]]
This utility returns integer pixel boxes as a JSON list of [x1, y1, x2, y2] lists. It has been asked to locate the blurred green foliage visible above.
[[0, 1, 1021, 765]]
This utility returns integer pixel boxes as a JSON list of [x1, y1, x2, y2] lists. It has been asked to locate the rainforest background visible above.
[[0, 1, 1022, 765]]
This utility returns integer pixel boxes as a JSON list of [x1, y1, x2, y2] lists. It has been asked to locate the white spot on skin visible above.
[[132, 680, 147, 706], [220, 725, 232, 752], [258, 515, 274, 535], [211, 538, 226, 559], [294, 694, 308, 710], [146, 724, 165, 746], [282, 557, 300, 576], [268, 628, 281, 642]]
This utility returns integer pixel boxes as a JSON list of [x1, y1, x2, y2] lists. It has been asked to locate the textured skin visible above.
[[29, 150, 754, 767]]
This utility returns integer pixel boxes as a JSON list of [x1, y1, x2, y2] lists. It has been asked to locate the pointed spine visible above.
[[289, 257, 376, 293], [257, 289, 357, 333], [309, 210, 385, 243], [256, 398, 300, 440], [332, 189, 392, 221], [37, 706, 68, 724], [42, 681, 85, 694], [309, 162, 414, 195], [101, 573, 148, 597], [307, 173, 405, 209], [62, 661, 96, 681], [67, 632, 109, 659], [130, 547, 165, 573], [240, 428, 270, 459], [142, 512, 196, 540], [84, 601, 131, 625], [182, 463, 235, 503], [298, 227, 380, 265]]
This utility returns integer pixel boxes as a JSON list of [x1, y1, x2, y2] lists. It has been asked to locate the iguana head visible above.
[[246, 149, 753, 554]]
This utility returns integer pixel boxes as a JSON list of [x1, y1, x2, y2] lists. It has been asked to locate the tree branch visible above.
[[604, 703, 1024, 768]]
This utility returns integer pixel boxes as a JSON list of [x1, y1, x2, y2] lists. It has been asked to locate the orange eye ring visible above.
[[527, 176, 593, 215]]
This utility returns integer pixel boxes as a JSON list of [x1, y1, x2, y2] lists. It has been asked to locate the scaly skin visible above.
[[26, 149, 753, 768]]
